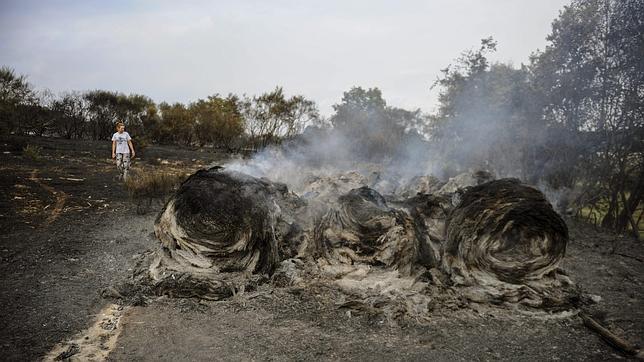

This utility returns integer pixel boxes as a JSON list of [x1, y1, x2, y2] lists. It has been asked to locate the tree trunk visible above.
[[615, 173, 643, 236], [601, 189, 618, 229]]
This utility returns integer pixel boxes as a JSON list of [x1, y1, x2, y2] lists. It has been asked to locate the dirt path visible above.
[[28, 169, 68, 225]]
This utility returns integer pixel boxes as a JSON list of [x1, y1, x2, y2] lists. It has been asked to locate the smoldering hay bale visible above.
[[438, 170, 494, 194], [393, 175, 445, 198], [442, 179, 576, 307], [151, 167, 304, 298], [398, 193, 452, 270], [314, 186, 420, 275], [149, 167, 577, 310]]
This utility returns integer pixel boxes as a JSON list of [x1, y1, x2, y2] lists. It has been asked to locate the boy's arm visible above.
[[112, 141, 116, 158], [128, 140, 136, 158]]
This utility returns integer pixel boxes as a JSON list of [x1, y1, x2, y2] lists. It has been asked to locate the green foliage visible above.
[[431, 0, 644, 236], [0, 66, 37, 135], [22, 144, 43, 161], [190, 95, 244, 149], [241, 87, 319, 149], [0, 67, 33, 103], [0, 65, 317, 151], [156, 102, 194, 145], [84, 90, 154, 140], [330, 86, 424, 161], [135, 135, 150, 155], [431, 41, 544, 179], [531, 0, 643, 234]]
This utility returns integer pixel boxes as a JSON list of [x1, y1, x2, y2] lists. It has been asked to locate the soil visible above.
[[0, 136, 642, 361]]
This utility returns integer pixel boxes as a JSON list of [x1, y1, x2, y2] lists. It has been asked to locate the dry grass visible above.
[[125, 171, 185, 200], [146, 157, 162, 166], [124, 171, 187, 213]]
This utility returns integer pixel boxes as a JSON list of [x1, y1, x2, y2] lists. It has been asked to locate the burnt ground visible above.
[[0, 136, 643, 361]]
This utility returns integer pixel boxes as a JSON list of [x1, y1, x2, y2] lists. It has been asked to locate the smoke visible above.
[[224, 113, 443, 196], [223, 68, 569, 211]]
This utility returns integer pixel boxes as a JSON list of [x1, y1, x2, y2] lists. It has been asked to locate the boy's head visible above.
[[116, 122, 125, 133]]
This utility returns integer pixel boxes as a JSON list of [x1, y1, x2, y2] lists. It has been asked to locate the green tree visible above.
[[190, 95, 245, 149], [141, 104, 162, 142], [84, 90, 122, 140], [241, 87, 319, 149], [51, 92, 87, 139], [118, 94, 155, 137], [158, 102, 194, 145], [327, 87, 420, 162], [84, 90, 155, 140], [431, 38, 549, 179], [0, 66, 37, 134], [531, 0, 644, 235]]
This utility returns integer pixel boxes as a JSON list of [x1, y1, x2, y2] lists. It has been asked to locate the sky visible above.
[[0, 0, 569, 116]]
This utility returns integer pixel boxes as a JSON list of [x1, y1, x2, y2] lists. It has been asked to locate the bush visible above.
[[124, 171, 186, 214], [135, 136, 149, 155], [23, 144, 43, 161]]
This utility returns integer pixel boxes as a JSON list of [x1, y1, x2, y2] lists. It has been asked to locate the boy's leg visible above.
[[116, 153, 124, 179], [122, 154, 131, 181]]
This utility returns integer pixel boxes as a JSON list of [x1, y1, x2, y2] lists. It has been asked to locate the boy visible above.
[[111, 122, 135, 180]]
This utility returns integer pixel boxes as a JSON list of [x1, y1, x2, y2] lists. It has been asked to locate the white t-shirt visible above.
[[112, 131, 132, 154]]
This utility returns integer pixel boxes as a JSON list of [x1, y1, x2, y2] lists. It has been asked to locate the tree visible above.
[[0, 66, 37, 134], [141, 104, 162, 142], [531, 0, 644, 235], [191, 95, 244, 149], [158, 102, 194, 145], [431, 38, 535, 176], [84, 90, 155, 140], [84, 90, 121, 140], [330, 86, 425, 161], [286, 95, 319, 135], [51, 92, 87, 139], [241, 87, 319, 149]]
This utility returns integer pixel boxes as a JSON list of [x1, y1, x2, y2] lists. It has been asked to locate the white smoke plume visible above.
[[224, 121, 444, 196]]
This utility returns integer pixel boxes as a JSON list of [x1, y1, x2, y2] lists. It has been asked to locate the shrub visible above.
[[23, 144, 43, 161], [135, 136, 149, 155]]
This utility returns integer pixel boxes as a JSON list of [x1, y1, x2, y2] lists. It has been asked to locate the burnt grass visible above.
[[0, 136, 643, 361]]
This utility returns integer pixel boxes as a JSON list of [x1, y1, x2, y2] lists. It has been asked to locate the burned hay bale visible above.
[[149, 168, 577, 311], [443, 178, 575, 307], [154, 167, 303, 281], [399, 193, 452, 269], [438, 170, 494, 194], [314, 186, 419, 275], [394, 175, 445, 198]]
